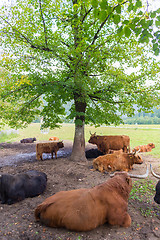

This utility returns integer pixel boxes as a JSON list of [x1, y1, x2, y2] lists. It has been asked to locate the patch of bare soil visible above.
[[0, 140, 160, 240]]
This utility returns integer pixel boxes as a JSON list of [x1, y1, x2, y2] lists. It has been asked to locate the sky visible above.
[[0, 0, 160, 9]]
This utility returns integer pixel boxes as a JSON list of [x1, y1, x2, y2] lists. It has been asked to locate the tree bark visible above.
[[70, 122, 87, 161], [70, 92, 87, 161]]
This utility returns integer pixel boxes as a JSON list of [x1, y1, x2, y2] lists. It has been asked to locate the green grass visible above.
[[1, 123, 160, 157], [130, 179, 156, 203], [129, 179, 160, 217], [0, 132, 19, 143]]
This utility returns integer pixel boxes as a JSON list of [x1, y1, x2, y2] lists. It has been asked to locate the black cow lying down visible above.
[[0, 170, 47, 205], [20, 137, 36, 143], [85, 148, 104, 159]]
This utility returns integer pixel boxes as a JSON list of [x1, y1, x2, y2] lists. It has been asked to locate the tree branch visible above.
[[81, 7, 93, 23], [91, 1, 129, 46], [39, 0, 48, 47]]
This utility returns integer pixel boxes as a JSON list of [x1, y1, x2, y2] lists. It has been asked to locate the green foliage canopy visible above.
[[0, 0, 160, 130]]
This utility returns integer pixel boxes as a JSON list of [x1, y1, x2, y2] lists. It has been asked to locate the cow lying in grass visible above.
[[132, 143, 155, 153], [35, 172, 132, 231], [0, 170, 47, 205], [20, 137, 36, 143], [49, 137, 59, 141], [93, 151, 143, 173], [36, 141, 64, 160]]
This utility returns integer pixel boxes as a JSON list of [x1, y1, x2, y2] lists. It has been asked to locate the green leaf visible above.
[[136, 0, 142, 8], [93, 8, 99, 18], [156, 20, 160, 27], [113, 14, 121, 24], [123, 20, 129, 25], [117, 25, 123, 33], [115, 5, 121, 14], [128, 3, 133, 12], [100, 0, 108, 10], [99, 10, 107, 21], [91, 0, 98, 8], [150, 12, 156, 18], [124, 26, 131, 37], [153, 43, 158, 51], [154, 48, 159, 56]]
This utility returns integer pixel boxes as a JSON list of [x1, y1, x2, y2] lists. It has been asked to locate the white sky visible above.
[[0, 0, 160, 9]]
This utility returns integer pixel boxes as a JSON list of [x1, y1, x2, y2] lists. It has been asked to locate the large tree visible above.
[[0, 0, 160, 161]]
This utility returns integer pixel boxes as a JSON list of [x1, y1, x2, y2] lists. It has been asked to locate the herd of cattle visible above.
[[0, 133, 159, 232]]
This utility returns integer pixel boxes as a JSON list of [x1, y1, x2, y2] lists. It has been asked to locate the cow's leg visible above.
[[55, 152, 57, 159], [123, 146, 127, 153], [1, 193, 7, 204], [108, 208, 131, 227]]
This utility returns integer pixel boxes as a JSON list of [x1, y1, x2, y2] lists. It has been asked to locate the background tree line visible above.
[[123, 107, 160, 124]]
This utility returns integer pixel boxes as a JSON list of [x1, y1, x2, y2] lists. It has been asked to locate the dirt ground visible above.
[[0, 140, 160, 240]]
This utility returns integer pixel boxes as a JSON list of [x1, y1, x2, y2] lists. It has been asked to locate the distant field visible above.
[[1, 123, 160, 157]]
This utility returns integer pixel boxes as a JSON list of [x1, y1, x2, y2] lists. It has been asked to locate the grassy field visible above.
[[1, 123, 160, 157]]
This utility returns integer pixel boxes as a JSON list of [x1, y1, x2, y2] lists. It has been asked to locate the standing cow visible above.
[[88, 133, 130, 154], [36, 141, 64, 160], [93, 151, 143, 173]]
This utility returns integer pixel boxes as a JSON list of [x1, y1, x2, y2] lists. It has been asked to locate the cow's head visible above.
[[33, 137, 37, 142], [57, 141, 64, 148], [128, 152, 143, 164], [88, 132, 97, 143], [148, 143, 155, 148]]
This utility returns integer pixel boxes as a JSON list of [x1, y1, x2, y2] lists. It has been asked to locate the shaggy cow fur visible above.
[[36, 141, 64, 160], [93, 152, 143, 172], [0, 170, 47, 205], [35, 172, 132, 231]]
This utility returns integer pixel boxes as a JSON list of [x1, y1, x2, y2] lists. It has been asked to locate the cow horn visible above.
[[127, 164, 149, 179], [150, 164, 160, 179], [110, 164, 149, 179]]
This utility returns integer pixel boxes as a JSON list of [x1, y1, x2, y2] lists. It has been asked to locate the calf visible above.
[[36, 141, 64, 160], [20, 137, 36, 143], [0, 170, 47, 205], [93, 151, 143, 173], [35, 172, 132, 231], [132, 143, 155, 153], [49, 137, 59, 141]]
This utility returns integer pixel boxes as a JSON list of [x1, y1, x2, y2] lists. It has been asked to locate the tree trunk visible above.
[[70, 92, 87, 161], [70, 122, 87, 161]]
